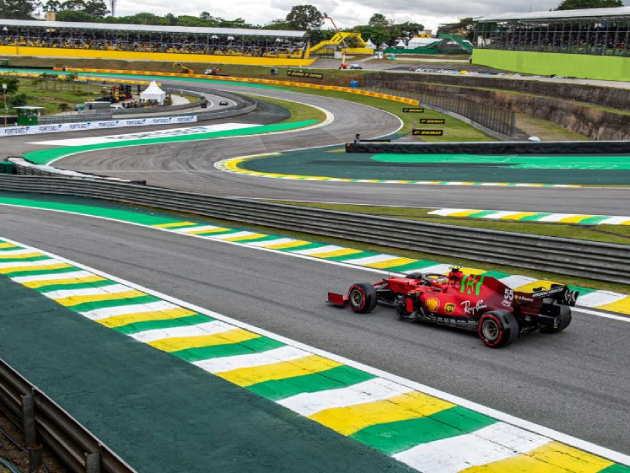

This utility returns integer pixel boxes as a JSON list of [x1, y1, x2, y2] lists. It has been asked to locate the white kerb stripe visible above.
[[499, 275, 537, 289], [193, 346, 307, 373], [292, 245, 343, 255], [278, 378, 414, 417], [347, 254, 399, 265], [131, 320, 234, 343], [11, 270, 94, 283], [245, 238, 295, 248], [576, 291, 628, 308], [393, 422, 550, 473], [598, 216, 630, 225], [42, 283, 133, 299], [0, 259, 59, 269], [484, 211, 522, 219], [211, 231, 257, 240], [538, 213, 577, 222], [81, 301, 181, 320], [172, 225, 221, 233], [428, 209, 474, 216], [420, 264, 452, 274]]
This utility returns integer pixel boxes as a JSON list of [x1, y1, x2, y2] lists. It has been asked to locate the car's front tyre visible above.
[[348, 283, 377, 314]]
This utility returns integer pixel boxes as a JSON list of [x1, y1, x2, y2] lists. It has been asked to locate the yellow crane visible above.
[[173, 62, 194, 74], [322, 14, 350, 69]]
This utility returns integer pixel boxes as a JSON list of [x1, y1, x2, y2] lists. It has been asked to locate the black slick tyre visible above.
[[478, 311, 520, 348], [540, 305, 572, 334], [348, 283, 377, 314]]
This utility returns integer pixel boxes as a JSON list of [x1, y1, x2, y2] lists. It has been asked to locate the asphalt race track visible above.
[[1, 206, 629, 456], [6, 78, 625, 215]]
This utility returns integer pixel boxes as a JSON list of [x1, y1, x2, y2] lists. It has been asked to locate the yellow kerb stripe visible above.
[[499, 212, 538, 220], [0, 252, 44, 259], [558, 215, 594, 224], [514, 280, 562, 293], [97, 307, 198, 328], [221, 233, 268, 242], [218, 355, 343, 387], [148, 328, 259, 352], [309, 391, 455, 436], [449, 210, 482, 218], [364, 257, 417, 269], [153, 221, 198, 228], [597, 296, 630, 315], [620, 220, 630, 226], [462, 441, 613, 473], [185, 227, 230, 235], [459, 268, 487, 276], [262, 240, 311, 250], [310, 248, 362, 259], [23, 275, 106, 289], [0, 263, 72, 274], [53, 290, 146, 307], [0, 243, 18, 249]]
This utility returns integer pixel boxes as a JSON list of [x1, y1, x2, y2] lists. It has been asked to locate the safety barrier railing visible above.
[[0, 175, 628, 285], [0, 357, 135, 473]]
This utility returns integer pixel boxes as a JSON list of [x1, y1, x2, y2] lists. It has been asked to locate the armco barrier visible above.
[[0, 357, 135, 473], [65, 68, 420, 105], [0, 175, 628, 285], [346, 140, 630, 155]]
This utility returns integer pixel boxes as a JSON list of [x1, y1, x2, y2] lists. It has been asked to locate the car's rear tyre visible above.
[[478, 311, 519, 348], [540, 305, 572, 334], [348, 283, 377, 314]]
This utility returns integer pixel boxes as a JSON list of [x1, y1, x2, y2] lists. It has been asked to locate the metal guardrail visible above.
[[0, 357, 135, 473], [0, 175, 628, 285]]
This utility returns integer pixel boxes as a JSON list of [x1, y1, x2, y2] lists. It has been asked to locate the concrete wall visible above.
[[367, 73, 630, 140]]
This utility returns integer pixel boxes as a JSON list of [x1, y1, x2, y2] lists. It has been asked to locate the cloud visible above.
[[115, 0, 629, 31]]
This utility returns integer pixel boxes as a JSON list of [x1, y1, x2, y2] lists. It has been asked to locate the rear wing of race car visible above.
[[532, 285, 579, 307]]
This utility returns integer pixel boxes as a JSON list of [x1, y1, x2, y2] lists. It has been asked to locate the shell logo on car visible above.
[[425, 297, 441, 312]]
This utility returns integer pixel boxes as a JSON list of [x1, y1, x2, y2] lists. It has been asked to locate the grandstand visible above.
[[472, 7, 630, 80], [0, 19, 314, 67]]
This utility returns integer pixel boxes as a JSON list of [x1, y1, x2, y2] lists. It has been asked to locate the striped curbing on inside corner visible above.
[[215, 156, 580, 188], [1, 237, 629, 473], [429, 208, 630, 226]]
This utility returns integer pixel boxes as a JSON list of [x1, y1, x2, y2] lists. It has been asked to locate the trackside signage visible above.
[[0, 116, 197, 138], [403, 108, 425, 113], [413, 129, 444, 136], [419, 119, 446, 125], [287, 70, 324, 80]]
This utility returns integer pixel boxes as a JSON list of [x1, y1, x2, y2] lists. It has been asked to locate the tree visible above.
[[0, 0, 40, 19], [368, 13, 391, 28], [84, 0, 108, 18], [396, 21, 425, 38], [556, 0, 622, 9], [286, 5, 323, 30], [0, 78, 18, 95], [56, 10, 94, 21]]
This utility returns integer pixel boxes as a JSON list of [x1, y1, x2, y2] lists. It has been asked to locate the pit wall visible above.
[[473, 49, 630, 82], [0, 45, 316, 67]]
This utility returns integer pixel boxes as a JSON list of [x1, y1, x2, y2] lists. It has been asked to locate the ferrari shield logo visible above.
[[445, 303, 456, 314]]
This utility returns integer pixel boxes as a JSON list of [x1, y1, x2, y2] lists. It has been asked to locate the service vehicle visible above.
[[327, 268, 578, 348], [219, 101, 229, 106]]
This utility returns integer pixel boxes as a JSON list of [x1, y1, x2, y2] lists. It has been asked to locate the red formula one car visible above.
[[327, 268, 579, 348]]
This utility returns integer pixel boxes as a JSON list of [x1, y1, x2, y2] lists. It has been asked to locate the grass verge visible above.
[[141, 204, 630, 296], [269, 84, 495, 142], [17, 79, 102, 115], [242, 94, 327, 124]]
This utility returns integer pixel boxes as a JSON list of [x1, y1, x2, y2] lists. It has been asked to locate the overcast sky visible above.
[[114, 0, 630, 31]]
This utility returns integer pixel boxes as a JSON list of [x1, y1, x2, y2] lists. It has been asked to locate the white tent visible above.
[[140, 81, 166, 105]]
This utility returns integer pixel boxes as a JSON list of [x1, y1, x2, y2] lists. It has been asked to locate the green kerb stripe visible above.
[[172, 337, 285, 362], [35, 279, 118, 293], [6, 266, 79, 278], [113, 314, 213, 335], [277, 242, 324, 252], [579, 215, 613, 225], [467, 211, 498, 219], [247, 365, 376, 402], [520, 213, 553, 222], [601, 464, 630, 473], [0, 256, 53, 263], [351, 406, 497, 455], [70, 295, 161, 313]]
